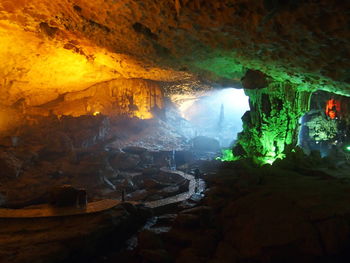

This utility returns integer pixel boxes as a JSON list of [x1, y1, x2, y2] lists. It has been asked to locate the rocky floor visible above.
[[0, 115, 198, 208], [2, 151, 350, 263], [0, 201, 151, 263], [3, 115, 350, 262], [92, 152, 350, 263]]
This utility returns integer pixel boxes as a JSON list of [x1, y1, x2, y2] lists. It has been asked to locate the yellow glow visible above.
[[0, 22, 121, 106], [134, 111, 153, 120], [170, 94, 199, 120], [0, 20, 166, 121], [0, 20, 181, 107]]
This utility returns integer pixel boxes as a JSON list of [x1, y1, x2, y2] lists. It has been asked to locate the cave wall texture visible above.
[[0, 0, 349, 160], [238, 80, 311, 164]]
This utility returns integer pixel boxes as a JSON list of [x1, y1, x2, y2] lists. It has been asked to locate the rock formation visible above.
[[238, 73, 311, 163]]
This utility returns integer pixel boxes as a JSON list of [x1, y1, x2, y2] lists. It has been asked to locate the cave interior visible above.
[[0, 0, 350, 262]]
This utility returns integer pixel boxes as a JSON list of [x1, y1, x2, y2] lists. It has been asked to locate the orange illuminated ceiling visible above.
[[0, 0, 189, 107]]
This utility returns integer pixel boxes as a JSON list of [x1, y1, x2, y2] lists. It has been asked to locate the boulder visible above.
[[142, 178, 160, 189], [122, 146, 148, 155], [241, 69, 268, 90], [142, 167, 160, 175], [0, 151, 22, 180], [60, 115, 110, 148], [38, 131, 73, 160], [110, 152, 140, 171], [140, 151, 154, 166], [191, 136, 220, 152], [126, 189, 149, 201]]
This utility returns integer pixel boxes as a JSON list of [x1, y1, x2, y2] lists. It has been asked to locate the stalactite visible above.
[[237, 82, 311, 164]]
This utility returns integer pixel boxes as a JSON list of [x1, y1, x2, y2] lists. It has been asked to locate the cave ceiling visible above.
[[0, 0, 349, 106]]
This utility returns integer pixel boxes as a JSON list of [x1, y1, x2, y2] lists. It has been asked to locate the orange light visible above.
[[93, 111, 100, 116], [325, 99, 341, 119]]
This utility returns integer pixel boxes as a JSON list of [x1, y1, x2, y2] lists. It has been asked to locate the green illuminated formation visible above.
[[216, 148, 240, 162], [237, 82, 311, 165], [193, 52, 245, 81]]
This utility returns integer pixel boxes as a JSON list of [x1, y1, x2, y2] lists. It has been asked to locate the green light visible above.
[[257, 153, 286, 165], [216, 149, 240, 162], [346, 146, 350, 151], [265, 159, 274, 165], [236, 84, 310, 166]]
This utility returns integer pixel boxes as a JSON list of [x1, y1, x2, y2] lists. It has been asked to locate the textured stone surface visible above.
[[237, 82, 311, 163], [0, 0, 349, 109], [0, 202, 150, 263]]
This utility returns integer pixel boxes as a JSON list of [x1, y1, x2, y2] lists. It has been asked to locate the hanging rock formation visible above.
[[26, 78, 164, 119], [0, 0, 349, 160], [237, 75, 311, 164], [0, 0, 349, 104], [0, 78, 164, 133]]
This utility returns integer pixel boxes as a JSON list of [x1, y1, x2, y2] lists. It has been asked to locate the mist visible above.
[[179, 88, 250, 147]]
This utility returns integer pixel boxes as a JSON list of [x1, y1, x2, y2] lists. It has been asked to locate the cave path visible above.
[[144, 168, 205, 208]]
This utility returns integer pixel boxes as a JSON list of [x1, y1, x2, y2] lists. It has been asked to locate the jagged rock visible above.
[[122, 146, 148, 155], [126, 189, 149, 201], [239, 84, 311, 164], [191, 136, 220, 152], [120, 202, 138, 214], [60, 115, 110, 148], [102, 163, 119, 179], [140, 152, 154, 166], [38, 131, 73, 160], [142, 167, 159, 175], [0, 151, 22, 180], [142, 178, 160, 189], [110, 152, 141, 171], [242, 69, 268, 90]]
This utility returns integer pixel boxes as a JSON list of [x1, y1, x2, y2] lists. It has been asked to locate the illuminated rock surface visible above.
[[0, 1, 350, 262], [0, 0, 349, 107], [0, 0, 349, 158], [238, 78, 311, 164]]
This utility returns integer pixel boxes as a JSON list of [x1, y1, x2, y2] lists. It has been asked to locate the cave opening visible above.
[[170, 87, 250, 148]]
